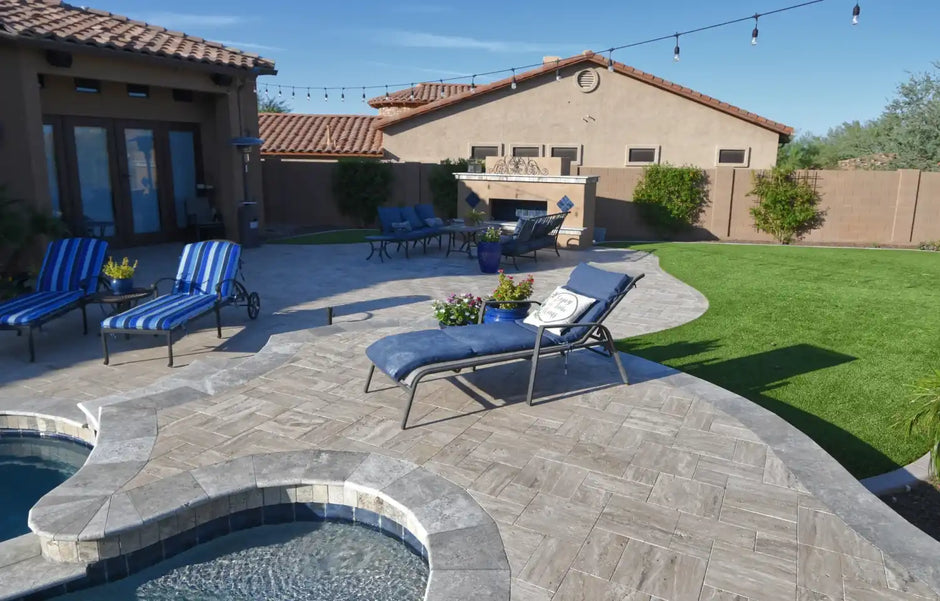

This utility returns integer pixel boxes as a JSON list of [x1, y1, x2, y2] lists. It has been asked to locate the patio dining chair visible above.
[[364, 263, 644, 428], [100, 240, 260, 367], [0, 237, 109, 362]]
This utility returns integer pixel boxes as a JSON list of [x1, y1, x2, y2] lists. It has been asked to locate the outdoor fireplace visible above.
[[490, 199, 548, 222]]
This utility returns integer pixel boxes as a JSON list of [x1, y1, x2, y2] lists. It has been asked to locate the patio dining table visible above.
[[441, 223, 491, 258]]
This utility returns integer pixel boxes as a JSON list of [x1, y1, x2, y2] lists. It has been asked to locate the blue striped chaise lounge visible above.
[[101, 240, 244, 367], [0, 237, 108, 362], [364, 263, 644, 428]]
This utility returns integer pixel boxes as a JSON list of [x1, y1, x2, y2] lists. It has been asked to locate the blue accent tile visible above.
[[557, 195, 574, 212], [379, 516, 404, 540], [164, 528, 198, 559], [295, 502, 326, 521], [465, 191, 481, 208], [104, 555, 128, 581], [126, 542, 164, 575], [263, 503, 294, 525], [324, 503, 354, 522], [402, 528, 425, 558], [229, 507, 262, 531], [354, 508, 381, 530], [197, 515, 231, 543]]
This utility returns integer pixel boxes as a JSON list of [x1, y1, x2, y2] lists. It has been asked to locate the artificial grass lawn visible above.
[[612, 243, 940, 478], [270, 229, 378, 245]]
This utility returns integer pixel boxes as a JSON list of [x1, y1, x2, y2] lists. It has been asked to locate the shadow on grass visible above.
[[620, 339, 900, 477]]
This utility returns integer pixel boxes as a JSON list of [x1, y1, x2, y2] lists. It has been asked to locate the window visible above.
[[74, 78, 101, 94], [550, 146, 579, 162], [625, 146, 660, 165], [511, 146, 541, 158], [127, 84, 150, 98], [717, 148, 749, 166], [470, 145, 499, 160]]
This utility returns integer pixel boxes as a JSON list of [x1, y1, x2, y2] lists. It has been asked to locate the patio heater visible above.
[[230, 136, 264, 248]]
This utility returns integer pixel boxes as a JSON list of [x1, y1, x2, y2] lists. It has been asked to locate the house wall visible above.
[[381, 64, 782, 169], [579, 166, 940, 246], [0, 42, 263, 245]]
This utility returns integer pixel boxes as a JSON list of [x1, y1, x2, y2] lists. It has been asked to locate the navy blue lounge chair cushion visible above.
[[565, 262, 631, 301], [366, 330, 474, 381], [400, 206, 425, 230], [442, 321, 552, 355], [377, 207, 403, 234], [414, 204, 436, 222]]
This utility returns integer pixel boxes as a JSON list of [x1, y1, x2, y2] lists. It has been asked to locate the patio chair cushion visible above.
[[366, 330, 475, 381], [36, 237, 109, 294], [101, 293, 218, 331], [377, 207, 403, 234], [424, 217, 444, 228], [0, 291, 83, 326], [442, 321, 551, 355], [173, 240, 242, 298], [414, 204, 436, 222], [400, 206, 425, 230]]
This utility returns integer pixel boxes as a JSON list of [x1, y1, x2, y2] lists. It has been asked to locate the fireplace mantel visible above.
[[454, 173, 598, 185]]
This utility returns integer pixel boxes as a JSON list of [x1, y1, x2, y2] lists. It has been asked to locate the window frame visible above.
[[715, 147, 751, 167], [468, 143, 503, 160], [510, 144, 542, 158], [625, 145, 661, 166], [549, 144, 581, 165]]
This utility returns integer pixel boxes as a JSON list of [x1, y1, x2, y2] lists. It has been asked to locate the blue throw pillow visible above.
[[400, 206, 425, 230]]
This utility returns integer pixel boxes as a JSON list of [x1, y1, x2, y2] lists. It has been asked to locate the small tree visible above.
[[258, 97, 290, 113], [332, 159, 393, 227], [632, 164, 708, 234], [906, 370, 940, 478], [427, 158, 468, 219], [749, 167, 824, 244]]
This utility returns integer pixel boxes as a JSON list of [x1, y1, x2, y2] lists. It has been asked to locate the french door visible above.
[[43, 116, 202, 247]]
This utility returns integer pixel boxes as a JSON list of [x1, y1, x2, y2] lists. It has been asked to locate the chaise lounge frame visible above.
[[364, 272, 644, 429]]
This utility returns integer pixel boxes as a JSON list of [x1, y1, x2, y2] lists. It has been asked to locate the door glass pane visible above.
[[124, 128, 161, 234], [169, 131, 197, 229], [74, 126, 116, 237], [42, 124, 61, 218]]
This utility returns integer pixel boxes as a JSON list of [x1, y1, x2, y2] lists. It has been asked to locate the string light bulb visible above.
[[306, 88, 310, 101], [440, 79, 446, 98], [323, 88, 328, 102], [277, 86, 282, 96], [264, 85, 269, 98], [470, 75, 476, 93], [291, 86, 295, 98], [385, 85, 390, 100], [852, 3, 860, 25], [751, 14, 760, 45], [607, 49, 615, 72], [511, 68, 517, 90], [361, 87, 366, 103], [673, 33, 681, 62], [555, 59, 561, 81], [409, 84, 415, 101], [340, 88, 345, 102]]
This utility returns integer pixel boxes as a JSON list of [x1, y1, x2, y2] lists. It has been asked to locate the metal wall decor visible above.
[[490, 157, 550, 176]]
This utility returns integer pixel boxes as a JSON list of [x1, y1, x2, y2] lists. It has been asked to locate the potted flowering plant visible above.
[[476, 226, 502, 273], [432, 293, 483, 326], [102, 256, 138, 294], [483, 270, 535, 323]]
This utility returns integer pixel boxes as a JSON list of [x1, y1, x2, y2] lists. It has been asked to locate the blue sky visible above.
[[97, 1, 937, 136]]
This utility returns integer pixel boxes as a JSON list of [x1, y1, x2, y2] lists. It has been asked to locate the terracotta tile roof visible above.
[[0, 0, 275, 73], [376, 52, 792, 137], [258, 113, 383, 157], [368, 82, 473, 108]]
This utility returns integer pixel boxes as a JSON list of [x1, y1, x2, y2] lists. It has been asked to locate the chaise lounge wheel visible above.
[[247, 292, 261, 319]]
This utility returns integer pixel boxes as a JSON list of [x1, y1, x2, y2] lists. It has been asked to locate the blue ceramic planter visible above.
[[476, 241, 501, 274], [483, 304, 529, 324], [110, 278, 134, 295]]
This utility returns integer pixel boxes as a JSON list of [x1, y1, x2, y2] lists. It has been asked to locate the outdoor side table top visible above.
[[88, 288, 154, 314], [441, 224, 489, 258]]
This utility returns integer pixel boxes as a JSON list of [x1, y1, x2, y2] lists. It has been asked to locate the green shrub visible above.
[[332, 159, 393, 227], [0, 185, 67, 282], [749, 168, 824, 244], [906, 370, 940, 478], [428, 158, 469, 219], [632, 164, 708, 233], [919, 240, 940, 251]]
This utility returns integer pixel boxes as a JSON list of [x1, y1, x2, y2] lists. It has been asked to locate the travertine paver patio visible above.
[[4, 244, 940, 600]]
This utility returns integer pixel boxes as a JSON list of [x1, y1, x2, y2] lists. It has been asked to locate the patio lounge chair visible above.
[[0, 237, 108, 362], [100, 240, 260, 367], [364, 263, 644, 428], [500, 211, 569, 268]]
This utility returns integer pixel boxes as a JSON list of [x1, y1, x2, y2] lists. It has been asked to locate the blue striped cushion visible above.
[[101, 294, 218, 331], [0, 291, 83, 326], [173, 241, 241, 298], [35, 238, 109, 294]]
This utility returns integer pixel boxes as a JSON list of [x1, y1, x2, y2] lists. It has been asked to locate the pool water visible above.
[[61, 521, 429, 601], [0, 436, 90, 541]]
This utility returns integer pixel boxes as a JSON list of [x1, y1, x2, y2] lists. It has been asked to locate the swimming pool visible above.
[[59, 520, 429, 600], [0, 435, 90, 541]]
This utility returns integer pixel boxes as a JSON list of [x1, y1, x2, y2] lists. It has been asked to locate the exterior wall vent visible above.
[[574, 69, 599, 93]]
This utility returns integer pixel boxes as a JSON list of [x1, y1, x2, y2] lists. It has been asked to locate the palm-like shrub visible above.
[[907, 370, 940, 478]]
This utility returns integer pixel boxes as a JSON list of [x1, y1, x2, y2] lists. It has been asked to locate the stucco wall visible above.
[[0, 42, 263, 246], [381, 64, 782, 169]]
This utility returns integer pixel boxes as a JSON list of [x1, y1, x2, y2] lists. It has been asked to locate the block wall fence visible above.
[[261, 158, 940, 247]]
